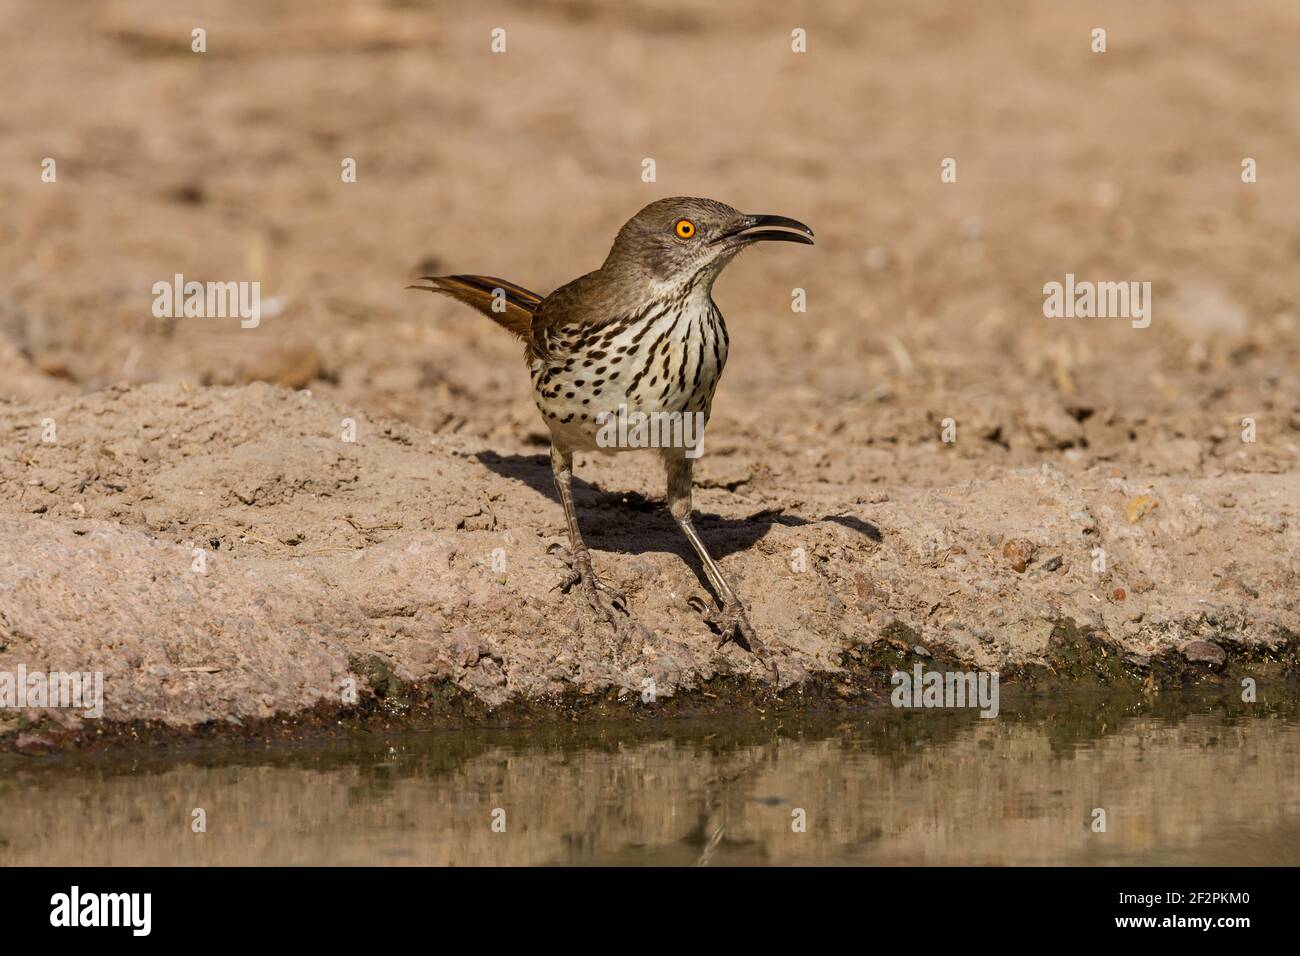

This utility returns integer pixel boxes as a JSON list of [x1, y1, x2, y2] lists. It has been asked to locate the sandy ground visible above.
[[1, 0, 1298, 745]]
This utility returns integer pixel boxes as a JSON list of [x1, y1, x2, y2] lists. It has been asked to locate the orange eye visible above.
[[674, 219, 696, 239]]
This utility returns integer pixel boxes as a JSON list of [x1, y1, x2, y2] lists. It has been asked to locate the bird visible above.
[[409, 197, 813, 659]]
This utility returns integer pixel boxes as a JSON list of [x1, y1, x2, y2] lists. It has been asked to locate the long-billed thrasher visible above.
[[410, 197, 813, 658]]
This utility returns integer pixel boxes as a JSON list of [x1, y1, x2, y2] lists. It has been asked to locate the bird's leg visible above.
[[549, 444, 628, 625], [664, 452, 770, 661]]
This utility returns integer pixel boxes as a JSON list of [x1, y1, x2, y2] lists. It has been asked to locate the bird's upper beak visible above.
[[717, 214, 815, 246]]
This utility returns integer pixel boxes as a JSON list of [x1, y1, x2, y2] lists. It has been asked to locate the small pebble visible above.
[[1001, 537, 1036, 573], [1251, 512, 1287, 533], [1183, 640, 1226, 669], [1124, 494, 1158, 524]]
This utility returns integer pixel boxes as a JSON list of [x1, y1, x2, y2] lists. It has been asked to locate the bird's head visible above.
[[602, 197, 813, 288]]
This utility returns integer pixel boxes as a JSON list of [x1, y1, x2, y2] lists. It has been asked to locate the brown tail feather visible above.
[[407, 274, 541, 341]]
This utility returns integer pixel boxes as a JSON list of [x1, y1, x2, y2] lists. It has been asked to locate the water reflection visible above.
[[2, 690, 1297, 865]]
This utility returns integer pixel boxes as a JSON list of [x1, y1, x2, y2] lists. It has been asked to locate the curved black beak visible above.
[[718, 214, 815, 246]]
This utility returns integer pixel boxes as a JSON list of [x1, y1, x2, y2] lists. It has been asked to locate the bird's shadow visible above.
[[474, 450, 881, 573]]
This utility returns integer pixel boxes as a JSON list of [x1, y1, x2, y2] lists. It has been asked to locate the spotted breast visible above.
[[529, 281, 729, 451]]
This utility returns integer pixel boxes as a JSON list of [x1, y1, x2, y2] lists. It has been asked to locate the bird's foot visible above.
[[550, 543, 628, 627], [689, 595, 776, 679]]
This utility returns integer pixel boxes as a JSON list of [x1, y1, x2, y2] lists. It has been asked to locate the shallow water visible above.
[[2, 690, 1298, 866]]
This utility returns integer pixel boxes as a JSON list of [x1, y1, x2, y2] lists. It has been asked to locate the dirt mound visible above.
[[1, 382, 1295, 745]]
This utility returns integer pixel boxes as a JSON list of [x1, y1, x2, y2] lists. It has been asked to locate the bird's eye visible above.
[[674, 219, 696, 239]]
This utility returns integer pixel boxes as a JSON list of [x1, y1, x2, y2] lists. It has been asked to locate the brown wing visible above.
[[407, 274, 543, 342]]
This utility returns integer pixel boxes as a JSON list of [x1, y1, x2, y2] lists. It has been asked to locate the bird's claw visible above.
[[689, 595, 776, 678], [551, 544, 629, 626]]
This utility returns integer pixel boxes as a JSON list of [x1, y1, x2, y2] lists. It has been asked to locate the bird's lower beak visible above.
[[720, 214, 815, 246]]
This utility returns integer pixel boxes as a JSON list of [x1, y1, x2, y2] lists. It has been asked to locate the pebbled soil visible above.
[[1, 0, 1297, 748]]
